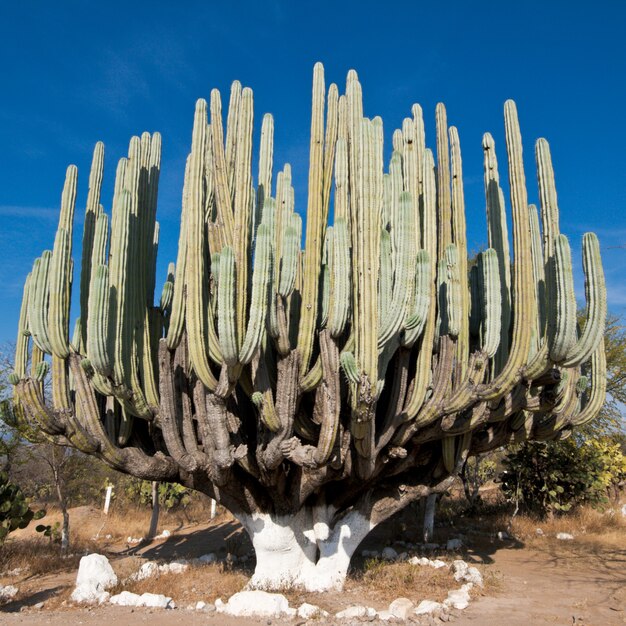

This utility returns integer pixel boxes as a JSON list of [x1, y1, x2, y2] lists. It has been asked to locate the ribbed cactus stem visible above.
[[548, 234, 577, 362], [328, 217, 350, 337], [79, 142, 104, 352], [239, 224, 272, 364], [87, 264, 112, 376], [479, 249, 502, 358], [186, 100, 218, 389], [14, 274, 31, 378], [297, 62, 325, 375], [561, 233, 606, 367], [217, 246, 238, 366], [483, 132, 512, 373], [47, 227, 72, 358]]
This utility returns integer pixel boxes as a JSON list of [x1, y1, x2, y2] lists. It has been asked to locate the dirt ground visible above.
[[1, 504, 624, 625]]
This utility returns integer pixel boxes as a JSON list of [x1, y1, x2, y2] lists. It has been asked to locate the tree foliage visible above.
[[0, 470, 43, 543]]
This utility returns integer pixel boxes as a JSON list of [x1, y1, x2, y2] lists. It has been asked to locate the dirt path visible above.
[[1, 516, 625, 625]]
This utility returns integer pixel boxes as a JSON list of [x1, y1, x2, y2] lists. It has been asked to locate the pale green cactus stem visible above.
[[401, 118, 420, 240], [233, 88, 254, 351], [278, 216, 299, 298], [478, 249, 502, 358], [13, 274, 31, 379], [449, 127, 470, 380], [478, 101, 535, 402], [528, 203, 545, 357], [482, 132, 512, 375], [186, 99, 218, 390], [402, 149, 438, 419], [320, 226, 333, 328], [402, 249, 431, 346], [166, 155, 191, 350], [328, 217, 350, 337], [353, 117, 380, 422], [160, 280, 174, 314], [47, 227, 72, 359], [239, 224, 272, 364], [322, 83, 339, 228], [297, 62, 325, 376], [257, 113, 274, 236], [547, 234, 577, 363], [378, 191, 413, 348], [217, 246, 238, 366], [443, 245, 461, 338], [87, 265, 112, 376], [378, 229, 392, 322], [28, 253, 54, 354], [561, 233, 606, 367], [79, 142, 104, 352], [333, 137, 349, 232], [225, 81, 242, 204], [340, 351, 360, 384], [210, 89, 235, 247], [436, 104, 452, 256]]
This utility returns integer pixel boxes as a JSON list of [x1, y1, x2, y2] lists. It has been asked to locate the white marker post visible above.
[[103, 485, 113, 515]]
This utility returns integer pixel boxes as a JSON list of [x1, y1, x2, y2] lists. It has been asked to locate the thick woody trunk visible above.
[[238, 508, 375, 592]]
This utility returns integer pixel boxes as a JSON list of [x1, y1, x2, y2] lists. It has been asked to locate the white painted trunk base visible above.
[[238, 509, 374, 592]]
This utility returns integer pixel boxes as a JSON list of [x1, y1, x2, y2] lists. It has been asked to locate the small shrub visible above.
[[0, 471, 44, 543]]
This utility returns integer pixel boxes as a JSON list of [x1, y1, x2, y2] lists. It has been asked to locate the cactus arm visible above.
[[478, 101, 535, 401], [233, 88, 254, 350], [561, 233, 606, 367], [328, 217, 350, 337], [322, 83, 339, 228], [239, 224, 271, 364], [570, 342, 607, 426], [87, 265, 112, 376], [402, 249, 431, 347], [378, 191, 413, 348], [436, 104, 452, 254], [547, 234, 577, 362], [482, 132, 512, 373], [210, 89, 235, 247], [185, 100, 218, 390], [79, 142, 104, 352], [13, 274, 31, 379], [449, 127, 470, 381], [225, 81, 242, 204], [297, 62, 325, 376], [479, 249, 502, 359], [402, 150, 438, 419], [217, 246, 238, 366]]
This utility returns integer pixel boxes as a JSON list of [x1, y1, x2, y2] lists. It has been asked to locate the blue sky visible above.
[[1, 1, 625, 345]]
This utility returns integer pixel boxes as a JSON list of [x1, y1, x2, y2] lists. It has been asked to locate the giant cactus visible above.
[[11, 63, 607, 592]]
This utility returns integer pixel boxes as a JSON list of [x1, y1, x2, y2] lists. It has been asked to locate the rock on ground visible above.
[[0, 585, 19, 603], [216, 590, 295, 618], [444, 583, 473, 610], [556, 532, 574, 540], [297, 602, 328, 619], [70, 554, 117, 605], [109, 591, 174, 608], [389, 597, 414, 619], [381, 546, 398, 560], [335, 605, 377, 619], [414, 599, 443, 615], [446, 538, 463, 551]]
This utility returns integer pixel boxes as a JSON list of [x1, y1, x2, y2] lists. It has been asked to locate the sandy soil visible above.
[[1, 507, 624, 625]]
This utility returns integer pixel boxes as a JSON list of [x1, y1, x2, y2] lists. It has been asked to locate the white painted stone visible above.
[[389, 597, 414, 619], [161, 560, 189, 574], [335, 605, 368, 618], [74, 554, 117, 590], [535, 528, 545, 536], [140, 592, 174, 608], [414, 599, 443, 615], [110, 591, 142, 607], [452, 559, 468, 581], [446, 538, 463, 551], [464, 566, 483, 587], [431, 559, 447, 569], [217, 590, 293, 618], [621, 504, 626, 517], [381, 546, 398, 560], [377, 610, 395, 621], [444, 587, 471, 610], [195, 601, 207, 610], [556, 532, 574, 540], [297, 602, 328, 619], [214, 597, 224, 609], [71, 554, 117, 604], [0, 585, 18, 602], [127, 536, 142, 544], [129, 561, 159, 581]]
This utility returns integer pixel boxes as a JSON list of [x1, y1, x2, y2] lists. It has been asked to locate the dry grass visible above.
[[119, 563, 248, 605]]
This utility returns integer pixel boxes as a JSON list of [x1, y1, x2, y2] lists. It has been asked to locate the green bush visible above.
[[500, 436, 626, 517], [124, 479, 191, 510]]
